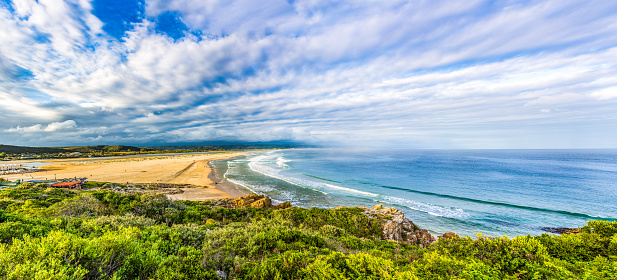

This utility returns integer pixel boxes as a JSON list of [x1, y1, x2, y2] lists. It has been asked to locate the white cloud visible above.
[[592, 87, 617, 100], [5, 120, 77, 133], [1, 0, 617, 148]]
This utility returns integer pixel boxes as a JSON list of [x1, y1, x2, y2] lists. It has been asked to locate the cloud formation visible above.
[[1, 0, 617, 148], [5, 120, 77, 132]]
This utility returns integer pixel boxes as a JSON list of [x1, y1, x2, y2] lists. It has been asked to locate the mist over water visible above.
[[214, 149, 617, 237]]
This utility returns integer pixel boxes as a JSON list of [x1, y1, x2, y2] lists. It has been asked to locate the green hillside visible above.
[[0, 144, 150, 155], [0, 144, 69, 154], [67, 145, 151, 153], [0, 183, 615, 279]]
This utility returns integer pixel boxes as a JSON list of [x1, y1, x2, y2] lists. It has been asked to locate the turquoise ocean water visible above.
[[213, 149, 617, 237]]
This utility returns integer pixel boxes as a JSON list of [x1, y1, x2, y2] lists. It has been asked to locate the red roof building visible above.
[[50, 181, 83, 189]]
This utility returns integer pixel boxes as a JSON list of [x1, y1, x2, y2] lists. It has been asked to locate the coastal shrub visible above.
[[410, 250, 499, 279], [202, 219, 331, 278], [129, 193, 185, 223], [82, 181, 107, 189], [320, 224, 346, 237], [167, 224, 210, 250], [50, 194, 105, 218], [91, 190, 139, 214], [0, 199, 14, 210], [207, 206, 272, 223], [300, 251, 418, 280], [1, 186, 617, 279], [241, 250, 313, 280], [15, 182, 35, 189], [43, 187, 77, 203], [582, 220, 617, 237], [0, 220, 51, 244], [242, 251, 419, 280], [273, 207, 382, 238], [536, 232, 609, 262], [610, 234, 617, 255], [430, 234, 579, 279], [77, 214, 158, 236], [5, 199, 52, 218], [155, 247, 217, 280], [0, 229, 140, 279], [577, 255, 617, 279]]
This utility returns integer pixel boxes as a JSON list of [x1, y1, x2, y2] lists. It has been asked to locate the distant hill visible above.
[[0, 145, 70, 154], [0, 144, 151, 154], [0, 142, 310, 155], [67, 145, 151, 153], [147, 141, 315, 151]]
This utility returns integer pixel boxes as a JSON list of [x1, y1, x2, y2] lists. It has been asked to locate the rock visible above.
[[363, 204, 436, 247], [232, 194, 269, 208], [274, 201, 292, 209], [439, 232, 458, 240], [540, 227, 580, 234], [250, 197, 272, 208], [335, 206, 346, 210], [210, 194, 293, 210], [216, 270, 227, 279]]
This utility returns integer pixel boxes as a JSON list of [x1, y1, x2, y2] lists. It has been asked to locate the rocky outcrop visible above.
[[363, 204, 436, 247], [540, 227, 580, 234], [210, 194, 291, 209], [250, 197, 272, 208], [233, 194, 272, 208], [439, 232, 458, 240], [274, 201, 292, 210]]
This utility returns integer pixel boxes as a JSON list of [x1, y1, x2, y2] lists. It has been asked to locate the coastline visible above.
[[4, 152, 253, 201], [206, 158, 255, 198]]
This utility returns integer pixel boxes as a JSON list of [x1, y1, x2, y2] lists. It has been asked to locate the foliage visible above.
[[0, 144, 69, 154], [0, 144, 150, 155], [273, 207, 383, 238], [0, 186, 616, 279]]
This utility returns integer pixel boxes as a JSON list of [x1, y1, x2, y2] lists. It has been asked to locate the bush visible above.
[[155, 247, 217, 280], [582, 220, 617, 237], [49, 195, 104, 218], [1, 186, 617, 279], [273, 207, 382, 239]]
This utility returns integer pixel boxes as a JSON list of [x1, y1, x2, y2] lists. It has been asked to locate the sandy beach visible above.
[[4, 152, 251, 200]]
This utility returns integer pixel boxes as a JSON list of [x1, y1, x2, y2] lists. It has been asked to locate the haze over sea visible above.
[[214, 149, 617, 237]]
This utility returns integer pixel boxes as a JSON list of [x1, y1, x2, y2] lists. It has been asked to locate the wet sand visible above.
[[206, 160, 255, 197], [5, 152, 250, 200]]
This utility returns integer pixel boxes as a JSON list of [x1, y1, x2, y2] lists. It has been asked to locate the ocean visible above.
[[213, 149, 617, 237]]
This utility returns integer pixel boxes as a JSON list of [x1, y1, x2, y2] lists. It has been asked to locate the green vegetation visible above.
[[0, 144, 150, 154], [0, 144, 153, 160], [0, 184, 616, 279], [0, 145, 70, 155]]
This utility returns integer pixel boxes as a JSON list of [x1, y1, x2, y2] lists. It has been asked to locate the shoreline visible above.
[[4, 152, 252, 201], [207, 158, 255, 198]]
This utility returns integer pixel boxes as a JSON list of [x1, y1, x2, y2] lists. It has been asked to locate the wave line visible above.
[[374, 184, 615, 221]]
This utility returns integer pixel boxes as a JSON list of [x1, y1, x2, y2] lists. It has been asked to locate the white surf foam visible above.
[[378, 196, 469, 219], [243, 153, 469, 220], [323, 183, 378, 197], [248, 156, 329, 195], [276, 157, 291, 168]]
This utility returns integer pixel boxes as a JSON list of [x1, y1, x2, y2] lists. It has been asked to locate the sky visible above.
[[1, 0, 617, 148]]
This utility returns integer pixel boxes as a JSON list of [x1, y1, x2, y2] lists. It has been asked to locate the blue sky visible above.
[[1, 0, 617, 148]]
